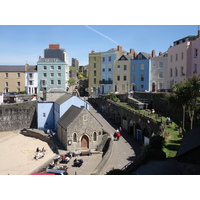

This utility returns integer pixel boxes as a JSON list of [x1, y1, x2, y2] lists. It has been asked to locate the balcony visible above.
[[99, 79, 113, 84]]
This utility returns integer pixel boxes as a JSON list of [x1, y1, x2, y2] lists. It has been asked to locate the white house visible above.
[[25, 64, 38, 94]]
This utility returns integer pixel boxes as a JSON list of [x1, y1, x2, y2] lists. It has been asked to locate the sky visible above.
[[0, 25, 199, 66]]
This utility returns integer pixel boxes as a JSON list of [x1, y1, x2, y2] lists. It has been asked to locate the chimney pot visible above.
[[49, 44, 60, 49], [152, 50, 156, 57]]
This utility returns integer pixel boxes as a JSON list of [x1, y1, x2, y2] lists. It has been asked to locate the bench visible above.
[[80, 151, 92, 156]]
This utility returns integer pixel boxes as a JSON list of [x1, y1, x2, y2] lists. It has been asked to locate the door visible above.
[[81, 135, 89, 149]]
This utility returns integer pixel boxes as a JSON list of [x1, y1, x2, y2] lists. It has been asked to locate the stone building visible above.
[[57, 105, 103, 151]]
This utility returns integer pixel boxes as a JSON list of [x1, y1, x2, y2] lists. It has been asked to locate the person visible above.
[[116, 131, 121, 141], [113, 132, 117, 141], [166, 117, 172, 125], [151, 109, 155, 115], [36, 147, 40, 153]]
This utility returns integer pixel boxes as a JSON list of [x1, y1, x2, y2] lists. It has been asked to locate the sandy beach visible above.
[[0, 131, 56, 175]]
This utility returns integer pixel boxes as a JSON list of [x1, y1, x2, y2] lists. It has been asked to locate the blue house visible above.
[[130, 52, 152, 91], [37, 92, 89, 131]]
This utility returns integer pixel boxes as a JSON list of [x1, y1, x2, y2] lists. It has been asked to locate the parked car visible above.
[[31, 172, 55, 175], [46, 169, 68, 175]]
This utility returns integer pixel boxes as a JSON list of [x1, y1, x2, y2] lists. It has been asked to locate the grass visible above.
[[116, 101, 182, 158]]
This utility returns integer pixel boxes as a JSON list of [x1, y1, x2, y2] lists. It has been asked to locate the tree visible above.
[[165, 74, 200, 131]]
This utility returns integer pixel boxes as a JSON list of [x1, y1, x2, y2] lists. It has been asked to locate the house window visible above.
[[140, 74, 144, 81], [158, 71, 164, 79], [102, 68, 105, 72], [175, 67, 178, 77], [57, 80, 61, 85], [102, 57, 105, 62], [94, 70, 96, 76], [132, 74, 136, 81], [194, 48, 198, 57], [43, 66, 47, 70], [181, 66, 184, 76], [108, 56, 111, 62], [124, 65, 127, 70], [117, 65, 120, 70], [138, 54, 143, 60], [5, 82, 8, 87], [108, 68, 111, 72], [181, 52, 184, 60], [94, 78, 96, 84], [140, 63, 144, 70], [170, 68, 173, 77], [50, 73, 54, 77], [58, 73, 61, 77], [123, 76, 127, 81], [122, 84, 125, 90], [93, 132, 97, 141], [194, 64, 198, 73], [50, 80, 54, 85], [159, 62, 164, 69], [170, 55, 173, 62], [83, 115, 87, 121], [43, 73, 47, 77], [132, 64, 136, 70], [50, 66, 54, 70], [58, 66, 61, 70], [29, 74, 33, 78], [73, 133, 77, 142], [42, 80, 46, 86], [94, 63, 96, 68], [43, 113, 46, 117], [94, 57, 96, 61], [140, 84, 144, 90], [17, 82, 20, 86], [5, 73, 8, 78], [117, 75, 120, 81], [29, 81, 33, 85], [176, 54, 178, 61]]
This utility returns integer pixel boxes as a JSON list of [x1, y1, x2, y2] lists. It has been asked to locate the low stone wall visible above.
[[20, 129, 59, 154]]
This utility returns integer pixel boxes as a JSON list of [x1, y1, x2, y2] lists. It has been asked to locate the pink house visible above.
[[167, 31, 200, 89]]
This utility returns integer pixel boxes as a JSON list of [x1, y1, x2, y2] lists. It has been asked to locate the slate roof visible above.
[[0, 65, 25, 72], [55, 93, 73, 105], [25, 64, 37, 72], [176, 126, 200, 157], [58, 105, 83, 129]]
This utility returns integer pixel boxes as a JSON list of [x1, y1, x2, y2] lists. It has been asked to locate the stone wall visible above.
[[0, 101, 37, 132]]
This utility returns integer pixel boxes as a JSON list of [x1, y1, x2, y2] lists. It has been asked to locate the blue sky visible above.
[[0, 25, 199, 66]]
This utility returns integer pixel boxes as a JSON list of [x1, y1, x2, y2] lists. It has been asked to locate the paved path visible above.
[[87, 100, 141, 175]]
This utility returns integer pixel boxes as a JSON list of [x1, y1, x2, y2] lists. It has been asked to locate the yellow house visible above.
[[88, 51, 101, 95], [114, 54, 133, 93], [0, 65, 26, 93]]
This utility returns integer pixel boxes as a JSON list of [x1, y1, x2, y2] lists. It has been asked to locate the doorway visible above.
[[81, 135, 89, 149]]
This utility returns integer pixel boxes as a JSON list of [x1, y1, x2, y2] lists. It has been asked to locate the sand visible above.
[[0, 131, 56, 175]]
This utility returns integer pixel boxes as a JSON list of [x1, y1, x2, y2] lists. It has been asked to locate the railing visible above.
[[99, 80, 113, 84]]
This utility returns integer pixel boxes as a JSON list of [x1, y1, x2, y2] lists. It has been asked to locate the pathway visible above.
[[87, 100, 141, 175]]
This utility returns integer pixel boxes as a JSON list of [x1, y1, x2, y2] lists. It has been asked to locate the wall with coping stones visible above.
[[0, 101, 37, 132], [88, 97, 163, 139]]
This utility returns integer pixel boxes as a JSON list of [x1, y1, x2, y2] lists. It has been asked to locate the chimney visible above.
[[117, 45, 122, 52], [152, 50, 156, 57], [49, 44, 60, 49], [91, 50, 95, 53], [159, 52, 163, 56], [198, 30, 200, 38], [130, 49, 135, 55]]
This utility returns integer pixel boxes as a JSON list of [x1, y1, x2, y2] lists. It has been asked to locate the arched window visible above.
[[93, 132, 97, 141], [73, 133, 77, 143]]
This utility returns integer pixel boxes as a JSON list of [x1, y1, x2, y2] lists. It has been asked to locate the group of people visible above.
[[113, 127, 122, 141], [34, 147, 46, 160], [73, 158, 84, 167]]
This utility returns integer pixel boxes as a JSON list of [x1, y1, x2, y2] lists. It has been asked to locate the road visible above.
[[87, 99, 141, 174]]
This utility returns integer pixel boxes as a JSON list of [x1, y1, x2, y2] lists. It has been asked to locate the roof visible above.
[[118, 54, 133, 61], [58, 105, 83, 129], [48, 88, 66, 93], [176, 126, 200, 157], [0, 65, 25, 72], [55, 93, 72, 105], [25, 64, 37, 72], [38, 58, 62, 62]]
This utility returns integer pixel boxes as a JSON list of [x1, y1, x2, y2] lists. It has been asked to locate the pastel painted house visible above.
[[37, 92, 89, 131]]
